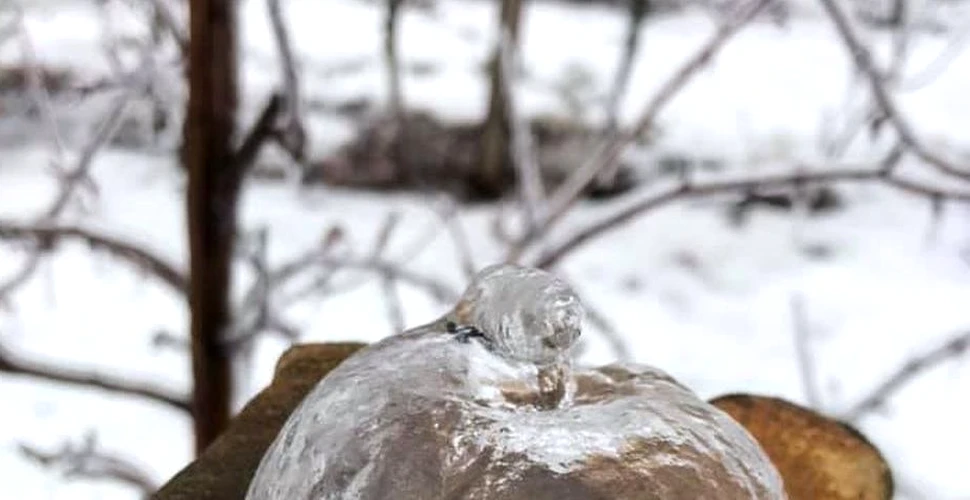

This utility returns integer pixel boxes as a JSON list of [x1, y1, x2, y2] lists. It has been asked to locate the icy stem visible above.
[[536, 361, 575, 409]]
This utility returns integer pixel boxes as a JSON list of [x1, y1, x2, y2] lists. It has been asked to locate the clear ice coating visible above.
[[245, 264, 787, 500], [453, 264, 583, 366]]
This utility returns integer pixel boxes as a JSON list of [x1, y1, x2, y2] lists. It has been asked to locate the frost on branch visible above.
[[246, 264, 786, 500]]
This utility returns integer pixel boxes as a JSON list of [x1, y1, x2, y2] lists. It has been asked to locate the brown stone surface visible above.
[[710, 394, 893, 500], [152, 342, 365, 500]]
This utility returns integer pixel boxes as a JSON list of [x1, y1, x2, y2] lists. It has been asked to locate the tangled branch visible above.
[[817, 0, 970, 181], [0, 24, 162, 301], [506, 0, 771, 262], [20, 433, 158, 498], [532, 150, 970, 269]]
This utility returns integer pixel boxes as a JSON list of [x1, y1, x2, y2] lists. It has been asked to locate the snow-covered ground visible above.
[[2, 0, 970, 498]]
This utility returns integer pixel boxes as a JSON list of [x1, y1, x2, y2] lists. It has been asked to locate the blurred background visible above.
[[1, 0, 969, 497]]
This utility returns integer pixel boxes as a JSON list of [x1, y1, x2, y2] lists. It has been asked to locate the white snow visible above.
[[2, 0, 970, 497]]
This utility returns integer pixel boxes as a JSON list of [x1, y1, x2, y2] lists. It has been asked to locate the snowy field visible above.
[[2, 0, 970, 498]]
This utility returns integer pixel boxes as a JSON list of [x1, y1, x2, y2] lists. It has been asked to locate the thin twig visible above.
[[1, 9, 158, 308], [556, 273, 629, 362], [282, 256, 460, 306], [886, 0, 912, 82], [146, 0, 189, 55], [266, 0, 307, 161], [381, 276, 405, 334], [818, 0, 970, 181], [228, 223, 455, 342], [790, 295, 822, 409], [433, 198, 478, 281], [498, 27, 546, 231], [0, 342, 190, 413], [373, 213, 401, 257], [0, 222, 187, 295], [224, 228, 301, 351], [383, 0, 405, 121], [898, 23, 970, 91], [0, 253, 42, 308], [373, 213, 406, 334], [507, 0, 770, 262], [20, 433, 158, 498], [234, 93, 284, 170], [13, 8, 68, 164], [584, 303, 629, 362], [45, 56, 156, 219], [533, 157, 970, 269], [260, 226, 345, 298], [246, 228, 271, 336], [597, 0, 649, 189], [605, 0, 648, 133], [479, 0, 524, 195], [844, 329, 970, 421], [280, 215, 461, 307]]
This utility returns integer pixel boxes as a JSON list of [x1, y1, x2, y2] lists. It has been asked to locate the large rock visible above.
[[153, 343, 366, 500], [246, 265, 786, 500], [710, 394, 893, 500]]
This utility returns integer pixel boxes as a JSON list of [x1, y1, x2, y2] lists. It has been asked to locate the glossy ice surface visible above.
[[245, 265, 785, 500]]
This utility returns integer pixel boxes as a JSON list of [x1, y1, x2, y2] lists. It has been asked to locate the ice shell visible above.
[[245, 329, 786, 500]]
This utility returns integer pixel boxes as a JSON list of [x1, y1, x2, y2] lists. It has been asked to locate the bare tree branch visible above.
[[898, 24, 970, 91], [267, 222, 458, 308], [885, 0, 911, 82], [13, 8, 68, 161], [507, 0, 770, 262], [234, 93, 284, 171], [433, 198, 478, 281], [498, 27, 546, 231], [222, 228, 301, 351], [0, 342, 189, 413], [597, 0, 650, 190], [0, 221, 187, 295], [478, 0, 524, 196], [0, 253, 42, 308], [373, 213, 406, 334], [259, 226, 346, 299], [20, 433, 158, 498], [844, 329, 970, 421], [45, 61, 155, 219], [817, 0, 970, 181], [380, 274, 405, 335], [281, 256, 460, 306], [605, 0, 648, 133], [146, 0, 189, 56], [266, 0, 307, 161], [226, 219, 460, 349], [0, 34, 160, 301], [533, 154, 970, 269], [383, 0, 405, 121], [790, 295, 822, 409]]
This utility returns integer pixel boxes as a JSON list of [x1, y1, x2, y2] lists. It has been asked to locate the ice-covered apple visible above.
[[246, 264, 786, 500]]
